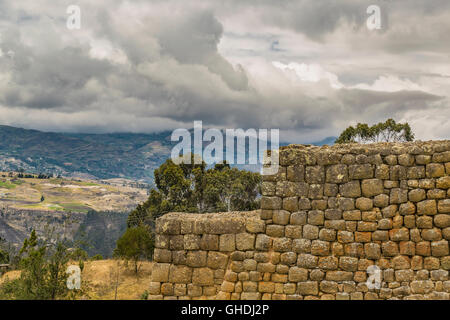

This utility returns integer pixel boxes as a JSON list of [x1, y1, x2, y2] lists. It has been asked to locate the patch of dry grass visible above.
[[0, 259, 153, 300], [81, 259, 153, 300]]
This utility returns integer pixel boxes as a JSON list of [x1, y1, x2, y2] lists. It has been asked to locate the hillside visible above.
[[0, 125, 335, 183], [0, 125, 173, 183], [0, 173, 147, 254]]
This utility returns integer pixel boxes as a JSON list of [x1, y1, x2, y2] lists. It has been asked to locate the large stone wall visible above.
[[148, 140, 450, 300]]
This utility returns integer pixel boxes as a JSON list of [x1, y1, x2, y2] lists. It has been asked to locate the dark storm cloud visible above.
[[0, 0, 448, 142]]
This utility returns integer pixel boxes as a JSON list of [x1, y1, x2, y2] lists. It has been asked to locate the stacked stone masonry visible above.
[[149, 140, 450, 300]]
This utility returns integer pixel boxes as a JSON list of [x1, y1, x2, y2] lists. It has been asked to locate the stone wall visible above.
[[148, 140, 450, 300]]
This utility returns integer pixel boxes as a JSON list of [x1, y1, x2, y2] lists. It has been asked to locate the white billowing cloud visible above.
[[272, 61, 343, 89], [0, 0, 448, 143], [351, 75, 425, 92]]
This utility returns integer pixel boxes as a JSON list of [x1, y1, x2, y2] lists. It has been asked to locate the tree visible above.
[[0, 230, 72, 300], [335, 119, 414, 144], [114, 226, 153, 275], [127, 156, 261, 229], [0, 237, 9, 265]]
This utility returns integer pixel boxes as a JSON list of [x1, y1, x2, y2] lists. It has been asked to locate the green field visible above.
[[0, 180, 18, 189]]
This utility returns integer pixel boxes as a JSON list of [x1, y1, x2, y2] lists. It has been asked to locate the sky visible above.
[[0, 0, 449, 143]]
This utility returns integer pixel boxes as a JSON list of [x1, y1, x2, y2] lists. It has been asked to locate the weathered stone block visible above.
[[410, 280, 434, 294], [375, 164, 390, 179], [390, 165, 407, 180], [200, 234, 219, 251], [434, 214, 450, 228], [207, 252, 228, 269], [255, 234, 271, 251], [382, 241, 399, 257], [349, 164, 374, 179], [309, 184, 324, 199], [261, 196, 282, 210], [154, 248, 172, 263], [148, 282, 161, 295], [389, 227, 409, 241], [399, 202, 415, 215], [158, 219, 181, 235], [285, 225, 302, 239], [236, 233, 255, 251], [273, 237, 292, 252], [282, 197, 299, 212], [365, 243, 381, 259], [438, 199, 450, 213], [152, 263, 171, 282], [308, 210, 324, 225], [415, 155, 431, 165], [219, 234, 235, 252], [292, 239, 311, 253], [297, 254, 318, 268], [417, 200, 437, 215], [326, 164, 348, 183], [339, 181, 361, 198], [325, 271, 353, 281], [169, 265, 193, 283], [290, 211, 307, 225], [431, 240, 449, 257], [324, 219, 347, 230], [186, 251, 207, 267], [436, 176, 450, 189], [287, 165, 305, 182], [246, 218, 265, 233], [422, 228, 442, 241], [361, 179, 384, 197], [273, 210, 291, 225], [390, 188, 408, 204], [343, 210, 361, 221], [297, 281, 318, 295], [399, 241, 415, 256], [305, 166, 325, 183], [280, 252, 297, 266], [324, 183, 338, 197], [318, 228, 336, 242], [266, 224, 285, 237], [261, 182, 276, 196], [426, 163, 445, 178], [287, 267, 307, 282]]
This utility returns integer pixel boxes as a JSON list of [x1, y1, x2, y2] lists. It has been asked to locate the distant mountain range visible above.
[[0, 125, 336, 183]]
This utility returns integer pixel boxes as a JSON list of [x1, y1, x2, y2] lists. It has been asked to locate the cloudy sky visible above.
[[0, 0, 449, 143]]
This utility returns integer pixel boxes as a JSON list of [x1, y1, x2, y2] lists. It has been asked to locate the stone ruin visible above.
[[148, 140, 450, 300]]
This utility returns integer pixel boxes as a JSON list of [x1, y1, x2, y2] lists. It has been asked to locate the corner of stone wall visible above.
[[259, 140, 449, 300]]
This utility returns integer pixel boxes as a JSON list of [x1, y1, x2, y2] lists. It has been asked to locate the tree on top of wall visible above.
[[335, 119, 414, 144]]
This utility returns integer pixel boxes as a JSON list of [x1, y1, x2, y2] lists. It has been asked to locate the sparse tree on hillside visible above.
[[0, 230, 73, 300], [114, 226, 153, 275]]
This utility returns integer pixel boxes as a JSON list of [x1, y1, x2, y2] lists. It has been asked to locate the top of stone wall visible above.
[[156, 210, 263, 235], [279, 140, 450, 166]]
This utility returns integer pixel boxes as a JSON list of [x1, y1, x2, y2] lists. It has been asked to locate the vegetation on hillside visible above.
[[74, 211, 128, 258], [335, 119, 414, 144], [114, 226, 153, 275], [0, 230, 84, 300]]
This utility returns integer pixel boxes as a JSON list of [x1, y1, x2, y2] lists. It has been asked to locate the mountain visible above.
[[0, 125, 173, 183], [0, 125, 336, 183]]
